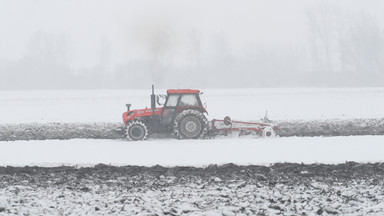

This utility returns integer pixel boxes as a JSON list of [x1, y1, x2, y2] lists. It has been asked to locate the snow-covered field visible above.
[[1, 163, 383, 215], [1, 88, 384, 123], [1, 136, 384, 167], [1, 88, 383, 166], [1, 88, 384, 215]]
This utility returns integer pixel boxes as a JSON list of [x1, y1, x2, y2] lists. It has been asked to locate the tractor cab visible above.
[[161, 89, 206, 126]]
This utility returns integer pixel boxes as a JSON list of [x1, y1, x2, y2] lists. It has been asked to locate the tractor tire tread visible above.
[[173, 109, 208, 139], [126, 121, 148, 141]]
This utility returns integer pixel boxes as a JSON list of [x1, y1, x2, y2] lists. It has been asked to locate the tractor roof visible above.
[[167, 89, 200, 94]]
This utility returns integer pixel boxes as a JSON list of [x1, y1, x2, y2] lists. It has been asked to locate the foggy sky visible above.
[[0, 0, 383, 89]]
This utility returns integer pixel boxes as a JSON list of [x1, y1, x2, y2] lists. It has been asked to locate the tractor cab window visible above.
[[179, 94, 199, 106], [165, 94, 180, 107]]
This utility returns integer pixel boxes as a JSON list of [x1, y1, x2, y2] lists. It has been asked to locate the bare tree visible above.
[[98, 36, 112, 88], [0, 58, 6, 89], [305, 5, 384, 86], [187, 29, 202, 67], [8, 31, 74, 89], [346, 12, 384, 85], [306, 6, 343, 75]]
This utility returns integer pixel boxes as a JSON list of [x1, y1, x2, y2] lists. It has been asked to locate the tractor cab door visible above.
[[161, 93, 202, 126], [161, 94, 180, 126]]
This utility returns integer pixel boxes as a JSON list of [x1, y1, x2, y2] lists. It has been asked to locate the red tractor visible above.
[[122, 85, 278, 141]]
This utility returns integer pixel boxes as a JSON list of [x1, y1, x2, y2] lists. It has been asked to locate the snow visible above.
[[1, 88, 383, 167], [1, 88, 384, 124], [1, 136, 383, 167], [1, 166, 383, 215]]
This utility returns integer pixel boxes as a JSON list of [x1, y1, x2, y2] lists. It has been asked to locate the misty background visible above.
[[0, 0, 383, 90]]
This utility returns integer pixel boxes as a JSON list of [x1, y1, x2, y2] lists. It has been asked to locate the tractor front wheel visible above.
[[173, 110, 208, 139], [127, 121, 148, 141]]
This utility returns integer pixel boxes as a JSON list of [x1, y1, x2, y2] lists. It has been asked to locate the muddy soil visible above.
[[1, 118, 384, 141], [0, 122, 123, 141], [277, 118, 384, 137], [0, 163, 383, 215]]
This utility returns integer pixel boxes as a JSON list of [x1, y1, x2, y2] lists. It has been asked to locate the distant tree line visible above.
[[0, 6, 383, 90]]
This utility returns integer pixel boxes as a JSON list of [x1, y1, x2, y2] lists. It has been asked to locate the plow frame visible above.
[[209, 118, 278, 137]]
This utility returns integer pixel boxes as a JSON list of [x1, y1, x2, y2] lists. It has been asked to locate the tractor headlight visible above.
[[127, 111, 134, 116]]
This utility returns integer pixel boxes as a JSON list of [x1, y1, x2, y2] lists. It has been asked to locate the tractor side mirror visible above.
[[157, 94, 166, 106]]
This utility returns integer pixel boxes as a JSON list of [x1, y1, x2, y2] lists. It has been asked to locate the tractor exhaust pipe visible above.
[[151, 85, 156, 118], [126, 104, 131, 111], [151, 84, 156, 110]]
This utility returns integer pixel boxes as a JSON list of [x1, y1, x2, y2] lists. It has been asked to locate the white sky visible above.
[[0, 0, 383, 68]]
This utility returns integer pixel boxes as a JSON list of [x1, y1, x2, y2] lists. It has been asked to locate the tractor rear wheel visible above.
[[173, 110, 208, 139], [262, 126, 276, 138], [127, 121, 148, 141]]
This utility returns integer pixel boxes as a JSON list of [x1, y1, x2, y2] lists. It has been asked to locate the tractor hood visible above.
[[122, 107, 163, 125]]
